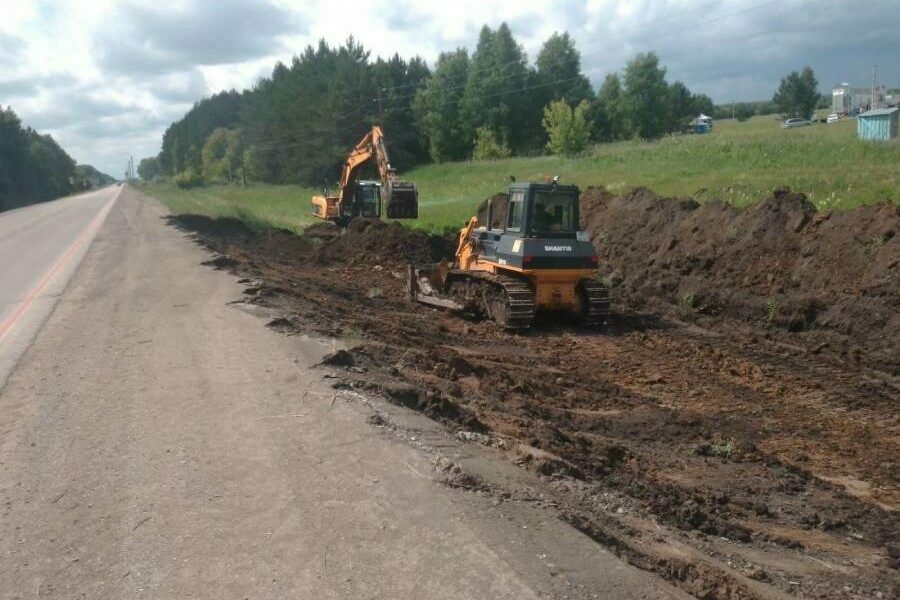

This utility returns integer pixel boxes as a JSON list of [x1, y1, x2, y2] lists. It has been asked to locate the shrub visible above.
[[174, 169, 204, 189], [472, 127, 511, 160], [543, 99, 591, 157], [734, 105, 755, 122]]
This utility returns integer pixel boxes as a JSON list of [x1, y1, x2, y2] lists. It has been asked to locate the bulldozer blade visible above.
[[407, 264, 464, 311]]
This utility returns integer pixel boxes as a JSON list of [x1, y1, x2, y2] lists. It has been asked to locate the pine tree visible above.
[[413, 49, 470, 162], [461, 24, 531, 155]]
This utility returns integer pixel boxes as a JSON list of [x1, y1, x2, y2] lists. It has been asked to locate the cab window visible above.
[[531, 192, 576, 234], [357, 185, 380, 218], [506, 191, 524, 231]]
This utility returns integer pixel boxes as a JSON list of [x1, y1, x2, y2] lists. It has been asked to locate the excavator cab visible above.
[[353, 181, 381, 219]]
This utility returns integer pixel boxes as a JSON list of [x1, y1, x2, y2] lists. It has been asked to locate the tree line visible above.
[[0, 106, 114, 211], [148, 24, 716, 187]]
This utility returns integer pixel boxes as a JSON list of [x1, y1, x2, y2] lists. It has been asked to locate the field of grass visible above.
[[145, 115, 899, 233], [141, 181, 317, 233]]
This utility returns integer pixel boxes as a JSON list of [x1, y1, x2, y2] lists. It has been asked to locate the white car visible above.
[[782, 118, 811, 129], [826, 113, 840, 124]]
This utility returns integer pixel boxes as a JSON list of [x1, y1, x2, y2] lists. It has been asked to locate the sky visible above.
[[1, 0, 898, 178]]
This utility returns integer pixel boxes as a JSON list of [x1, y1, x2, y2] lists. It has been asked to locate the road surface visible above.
[[0, 187, 119, 387], [0, 187, 689, 598]]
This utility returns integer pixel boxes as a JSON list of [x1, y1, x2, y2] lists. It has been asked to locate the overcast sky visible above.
[[1, 0, 898, 177]]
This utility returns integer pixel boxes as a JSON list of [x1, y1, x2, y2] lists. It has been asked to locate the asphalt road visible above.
[[0, 186, 120, 387], [0, 187, 689, 599]]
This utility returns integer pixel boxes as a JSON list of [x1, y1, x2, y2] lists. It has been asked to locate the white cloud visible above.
[[1, 0, 898, 176]]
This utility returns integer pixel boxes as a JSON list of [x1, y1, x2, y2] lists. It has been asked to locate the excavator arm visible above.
[[311, 126, 418, 223]]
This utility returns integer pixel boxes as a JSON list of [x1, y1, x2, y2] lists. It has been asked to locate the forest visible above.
[[0, 106, 113, 211], [149, 24, 717, 187]]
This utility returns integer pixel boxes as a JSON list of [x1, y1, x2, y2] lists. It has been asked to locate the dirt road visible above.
[[0, 188, 689, 598], [163, 192, 898, 600]]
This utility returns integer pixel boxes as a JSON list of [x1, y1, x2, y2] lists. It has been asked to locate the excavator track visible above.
[[579, 278, 610, 327]]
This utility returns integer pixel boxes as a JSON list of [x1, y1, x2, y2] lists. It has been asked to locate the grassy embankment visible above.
[[141, 182, 318, 234], [145, 115, 899, 234]]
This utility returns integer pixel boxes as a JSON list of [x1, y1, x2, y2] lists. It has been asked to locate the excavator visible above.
[[408, 178, 609, 329], [311, 126, 418, 225]]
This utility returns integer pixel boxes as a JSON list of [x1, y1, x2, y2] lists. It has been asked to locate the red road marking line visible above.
[[0, 190, 119, 346]]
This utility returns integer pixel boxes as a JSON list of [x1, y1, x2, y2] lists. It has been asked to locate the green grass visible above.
[[144, 115, 899, 234], [408, 115, 899, 231], [141, 181, 317, 233]]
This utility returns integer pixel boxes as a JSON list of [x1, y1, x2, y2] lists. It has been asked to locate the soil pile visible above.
[[579, 186, 900, 371], [307, 218, 450, 265]]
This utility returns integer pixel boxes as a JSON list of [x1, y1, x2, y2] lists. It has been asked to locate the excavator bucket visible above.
[[385, 181, 418, 219]]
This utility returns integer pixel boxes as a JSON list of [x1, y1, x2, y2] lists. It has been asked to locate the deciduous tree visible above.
[[773, 66, 820, 119], [543, 100, 591, 156], [622, 52, 671, 139]]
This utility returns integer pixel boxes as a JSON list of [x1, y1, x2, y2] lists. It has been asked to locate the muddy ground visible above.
[[167, 186, 899, 600]]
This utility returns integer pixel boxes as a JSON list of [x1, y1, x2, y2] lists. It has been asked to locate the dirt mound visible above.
[[311, 218, 450, 265], [576, 186, 900, 371], [168, 215, 451, 269]]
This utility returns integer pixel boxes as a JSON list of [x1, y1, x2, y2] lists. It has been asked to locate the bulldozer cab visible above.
[[484, 182, 581, 238], [468, 181, 590, 271]]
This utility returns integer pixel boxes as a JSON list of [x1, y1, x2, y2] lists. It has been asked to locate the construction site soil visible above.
[[167, 186, 899, 600]]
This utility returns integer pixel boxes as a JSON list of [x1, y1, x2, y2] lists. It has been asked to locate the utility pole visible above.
[[871, 65, 878, 111], [731, 100, 735, 121]]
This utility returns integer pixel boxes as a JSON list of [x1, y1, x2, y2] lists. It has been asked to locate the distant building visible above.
[[857, 107, 898, 142], [886, 90, 900, 108], [690, 114, 713, 134], [833, 83, 886, 115]]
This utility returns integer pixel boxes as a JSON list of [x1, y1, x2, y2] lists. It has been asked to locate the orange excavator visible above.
[[311, 126, 418, 225]]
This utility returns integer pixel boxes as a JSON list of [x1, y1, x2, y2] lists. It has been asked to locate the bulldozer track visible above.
[[492, 275, 536, 330], [579, 278, 610, 326]]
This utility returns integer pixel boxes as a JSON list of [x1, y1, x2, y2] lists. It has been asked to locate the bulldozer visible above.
[[311, 125, 418, 225], [408, 179, 609, 329]]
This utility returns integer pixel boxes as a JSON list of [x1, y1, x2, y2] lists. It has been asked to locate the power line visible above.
[[376, 0, 733, 95], [224, 0, 881, 159], [245, 73, 591, 156], [164, 0, 894, 173], [373, 0, 786, 108], [376, 0, 787, 102]]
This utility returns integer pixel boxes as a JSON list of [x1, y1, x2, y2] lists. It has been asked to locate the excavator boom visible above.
[[311, 126, 418, 224]]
